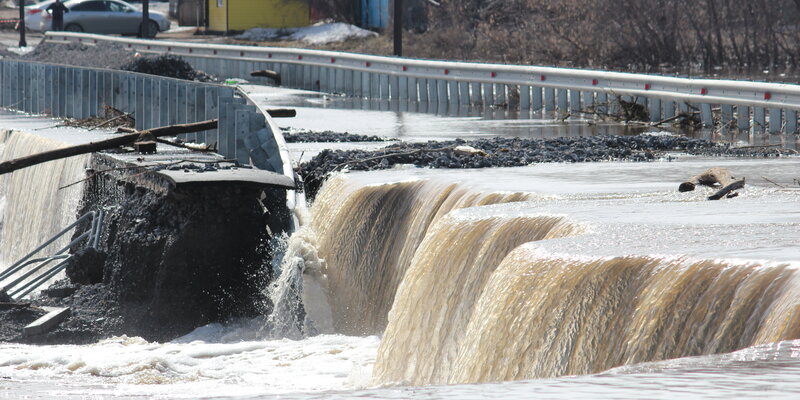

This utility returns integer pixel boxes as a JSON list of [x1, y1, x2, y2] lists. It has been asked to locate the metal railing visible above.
[[0, 210, 104, 300], [0, 59, 294, 177], [0, 58, 299, 229], [44, 32, 800, 133]]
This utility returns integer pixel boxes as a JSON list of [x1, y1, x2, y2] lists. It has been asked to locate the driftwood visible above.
[[708, 178, 745, 200], [678, 167, 745, 200], [0, 120, 218, 176], [266, 109, 297, 118], [251, 69, 282, 86], [679, 167, 736, 192]]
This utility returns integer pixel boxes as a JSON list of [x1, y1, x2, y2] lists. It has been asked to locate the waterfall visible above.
[[0, 129, 88, 269], [308, 174, 531, 335], [375, 245, 800, 384]]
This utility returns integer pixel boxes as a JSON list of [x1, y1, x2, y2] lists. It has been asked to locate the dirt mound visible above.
[[21, 41, 136, 69], [121, 54, 215, 82]]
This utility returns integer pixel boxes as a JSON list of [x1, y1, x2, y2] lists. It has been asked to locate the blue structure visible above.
[[360, 0, 389, 29]]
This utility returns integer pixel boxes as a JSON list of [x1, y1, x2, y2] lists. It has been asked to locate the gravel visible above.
[[281, 128, 388, 143], [299, 134, 792, 199], [20, 41, 137, 70]]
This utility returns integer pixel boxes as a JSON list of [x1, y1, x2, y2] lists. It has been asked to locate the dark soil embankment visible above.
[[16, 41, 215, 82], [282, 128, 388, 143], [8, 155, 291, 344], [299, 134, 792, 199]]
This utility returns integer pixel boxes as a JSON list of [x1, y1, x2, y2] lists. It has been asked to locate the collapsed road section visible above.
[[0, 59, 300, 343]]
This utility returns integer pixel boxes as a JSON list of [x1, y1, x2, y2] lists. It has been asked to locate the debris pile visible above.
[[121, 54, 215, 82]]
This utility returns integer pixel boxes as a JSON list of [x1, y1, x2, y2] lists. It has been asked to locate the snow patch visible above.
[[238, 22, 378, 45]]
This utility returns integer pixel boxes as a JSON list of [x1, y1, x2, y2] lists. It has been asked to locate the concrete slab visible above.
[[23, 306, 70, 336]]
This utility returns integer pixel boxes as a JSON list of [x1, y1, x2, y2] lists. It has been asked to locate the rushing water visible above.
[[0, 97, 799, 398]]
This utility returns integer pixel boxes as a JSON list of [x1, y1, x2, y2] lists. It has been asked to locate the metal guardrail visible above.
[[44, 32, 800, 133], [0, 58, 294, 178], [0, 210, 103, 300]]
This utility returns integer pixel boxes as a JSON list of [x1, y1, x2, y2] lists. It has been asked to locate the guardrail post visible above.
[[235, 107, 254, 164], [495, 84, 505, 105], [408, 77, 418, 102], [369, 73, 379, 98], [204, 87, 220, 145], [785, 110, 797, 133], [310, 66, 319, 91], [353, 71, 362, 97], [596, 92, 608, 114], [380, 74, 390, 99], [418, 79, 429, 103], [390, 75, 400, 99], [753, 107, 766, 131], [399, 76, 408, 100], [428, 79, 438, 103], [360, 71, 370, 98], [141, 77, 153, 129], [700, 104, 713, 127], [544, 87, 555, 111], [336, 68, 346, 93], [569, 90, 581, 112], [520, 85, 531, 110], [0, 62, 6, 107], [663, 100, 675, 119], [737, 106, 750, 130], [720, 104, 733, 128], [157, 78, 169, 127], [187, 84, 199, 139], [217, 97, 233, 158], [470, 82, 481, 105], [437, 80, 448, 103], [557, 89, 568, 111], [769, 108, 782, 133], [582, 91, 593, 109], [482, 83, 492, 106], [456, 81, 467, 105], [90, 70, 99, 116], [194, 84, 206, 142], [64, 67, 75, 118], [649, 98, 661, 122], [532, 87, 542, 111], [448, 81, 459, 105]]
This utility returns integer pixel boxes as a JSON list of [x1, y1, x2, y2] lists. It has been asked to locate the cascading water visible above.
[[308, 175, 531, 335], [0, 129, 88, 285], [267, 169, 800, 388]]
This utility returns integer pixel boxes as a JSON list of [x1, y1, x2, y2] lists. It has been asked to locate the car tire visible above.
[[140, 20, 159, 38], [64, 24, 83, 33]]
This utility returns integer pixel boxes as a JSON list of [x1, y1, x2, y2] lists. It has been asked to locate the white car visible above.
[[22, 0, 56, 32], [36, 0, 170, 37]]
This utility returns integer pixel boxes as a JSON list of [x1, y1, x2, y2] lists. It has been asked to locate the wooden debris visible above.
[[679, 167, 745, 200], [266, 108, 297, 118], [251, 69, 282, 85], [0, 120, 218, 176], [679, 167, 736, 192], [708, 178, 746, 200]]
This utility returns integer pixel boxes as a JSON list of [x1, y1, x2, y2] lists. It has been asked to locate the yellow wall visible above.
[[209, 0, 310, 32]]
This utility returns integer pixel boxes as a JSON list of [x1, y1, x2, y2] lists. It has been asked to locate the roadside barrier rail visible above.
[[0, 210, 103, 300], [45, 31, 800, 133], [0, 58, 295, 182]]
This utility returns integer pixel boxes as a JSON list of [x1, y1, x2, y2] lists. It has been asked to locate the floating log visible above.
[[708, 178, 746, 200], [266, 108, 296, 118], [0, 119, 218, 176], [679, 167, 736, 192], [251, 69, 282, 85]]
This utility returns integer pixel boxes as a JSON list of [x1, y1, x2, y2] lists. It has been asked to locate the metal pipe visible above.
[[0, 211, 94, 281]]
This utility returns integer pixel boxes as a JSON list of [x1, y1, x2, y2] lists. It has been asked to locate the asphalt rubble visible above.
[[298, 133, 794, 199]]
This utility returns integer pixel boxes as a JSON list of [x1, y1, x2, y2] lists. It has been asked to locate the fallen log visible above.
[[266, 108, 296, 118], [0, 119, 218, 176], [708, 178, 745, 200], [678, 167, 736, 192], [251, 69, 282, 86]]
